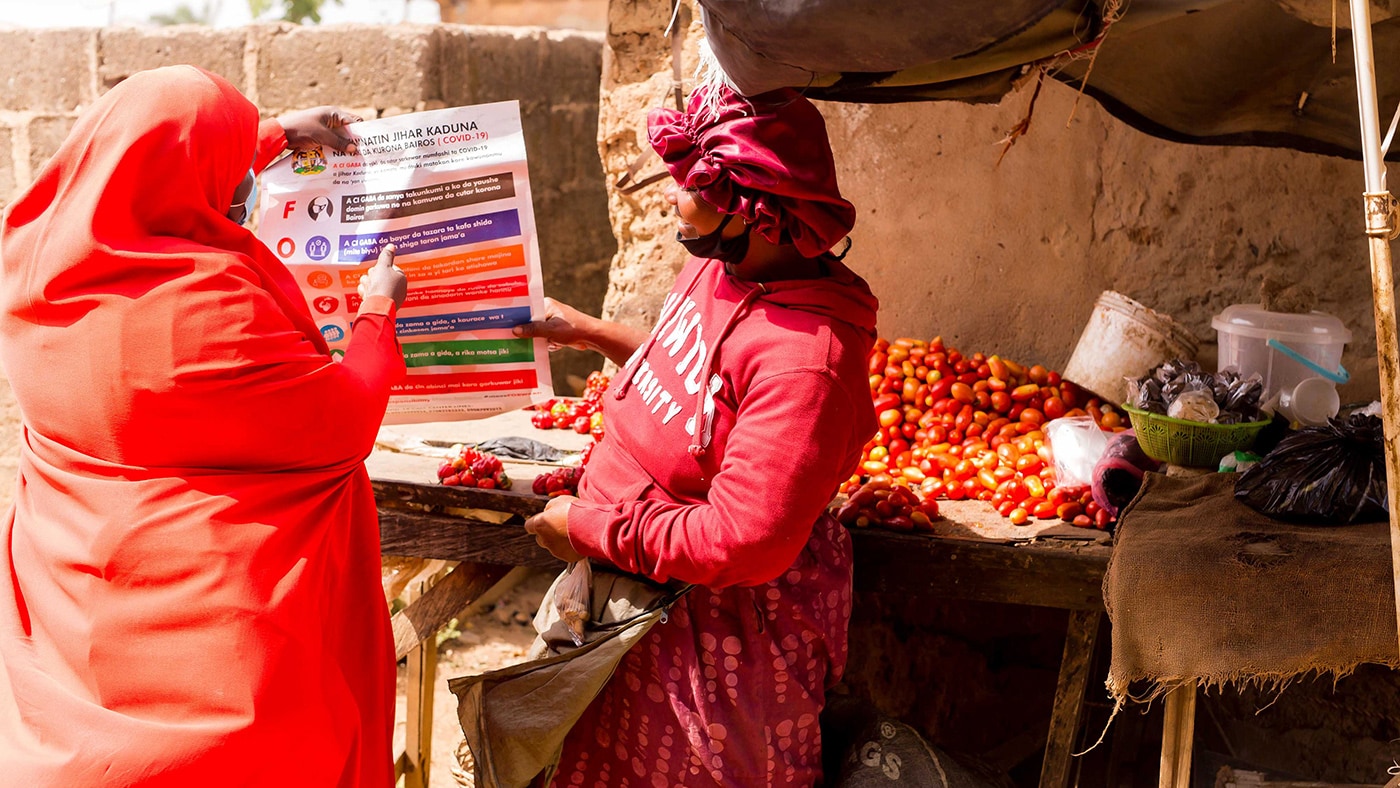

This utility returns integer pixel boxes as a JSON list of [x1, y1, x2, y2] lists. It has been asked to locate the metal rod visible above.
[[1350, 0, 1387, 192], [1347, 0, 1400, 658]]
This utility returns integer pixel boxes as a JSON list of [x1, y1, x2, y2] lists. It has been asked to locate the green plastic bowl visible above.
[[1121, 404, 1270, 468]]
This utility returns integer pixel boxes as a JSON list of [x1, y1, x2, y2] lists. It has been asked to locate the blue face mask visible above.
[[228, 169, 258, 225]]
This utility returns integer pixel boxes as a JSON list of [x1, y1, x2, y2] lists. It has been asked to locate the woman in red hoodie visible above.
[[0, 66, 407, 786], [518, 80, 878, 787]]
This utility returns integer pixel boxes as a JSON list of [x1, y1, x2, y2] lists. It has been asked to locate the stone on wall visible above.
[[254, 23, 442, 113], [97, 27, 248, 93], [27, 116, 76, 177], [0, 29, 95, 112], [0, 126, 14, 211], [593, 0, 697, 333]]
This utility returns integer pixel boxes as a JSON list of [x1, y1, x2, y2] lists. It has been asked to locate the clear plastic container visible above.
[[1211, 304, 1351, 405]]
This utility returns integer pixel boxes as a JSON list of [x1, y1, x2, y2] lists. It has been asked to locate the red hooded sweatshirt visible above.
[[568, 255, 878, 588]]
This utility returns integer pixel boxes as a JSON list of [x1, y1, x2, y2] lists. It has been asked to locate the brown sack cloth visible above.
[[1104, 472, 1399, 703]]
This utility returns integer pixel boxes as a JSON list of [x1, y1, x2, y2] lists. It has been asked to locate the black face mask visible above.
[[676, 212, 751, 265]]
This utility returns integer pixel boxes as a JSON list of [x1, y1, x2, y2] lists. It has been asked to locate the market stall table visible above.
[[1105, 471, 1400, 788], [370, 408, 1114, 788]]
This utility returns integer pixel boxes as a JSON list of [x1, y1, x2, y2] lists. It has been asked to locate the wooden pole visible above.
[[1346, 0, 1400, 660], [1158, 682, 1197, 788], [1038, 609, 1102, 788]]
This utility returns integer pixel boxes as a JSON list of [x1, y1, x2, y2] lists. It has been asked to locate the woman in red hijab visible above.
[[0, 65, 407, 786], [517, 76, 878, 787]]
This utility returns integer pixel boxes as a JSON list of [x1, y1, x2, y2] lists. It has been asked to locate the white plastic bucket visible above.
[[1062, 291, 1199, 403]]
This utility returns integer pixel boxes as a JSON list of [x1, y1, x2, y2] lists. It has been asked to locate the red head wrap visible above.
[[647, 83, 856, 258]]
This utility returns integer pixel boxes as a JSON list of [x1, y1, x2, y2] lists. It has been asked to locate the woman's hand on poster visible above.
[[358, 244, 408, 309], [277, 106, 363, 154], [524, 495, 582, 563], [513, 298, 597, 352]]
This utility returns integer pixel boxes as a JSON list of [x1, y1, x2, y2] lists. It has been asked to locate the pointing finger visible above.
[[376, 243, 397, 268]]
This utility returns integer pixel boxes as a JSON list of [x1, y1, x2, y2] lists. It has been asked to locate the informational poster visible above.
[[257, 102, 554, 424]]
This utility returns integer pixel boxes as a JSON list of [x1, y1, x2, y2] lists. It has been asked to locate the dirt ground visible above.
[[392, 568, 557, 788]]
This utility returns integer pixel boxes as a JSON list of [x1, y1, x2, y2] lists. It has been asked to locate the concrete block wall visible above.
[[0, 24, 615, 504]]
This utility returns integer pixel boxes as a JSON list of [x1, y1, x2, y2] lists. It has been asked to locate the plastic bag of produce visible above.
[[1234, 413, 1389, 523], [1091, 429, 1165, 518], [1044, 415, 1110, 487], [549, 559, 593, 647]]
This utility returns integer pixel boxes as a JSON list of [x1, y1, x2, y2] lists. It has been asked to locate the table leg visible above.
[[1159, 681, 1197, 788], [1039, 608, 1102, 788], [403, 628, 439, 788]]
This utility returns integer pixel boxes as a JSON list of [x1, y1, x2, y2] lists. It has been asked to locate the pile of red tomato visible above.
[[531, 370, 609, 441], [840, 336, 1125, 532], [525, 370, 611, 498], [437, 446, 512, 490], [533, 465, 585, 497]]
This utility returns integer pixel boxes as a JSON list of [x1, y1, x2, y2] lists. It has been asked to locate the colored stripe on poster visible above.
[[392, 369, 539, 396], [337, 245, 525, 288], [395, 305, 532, 337], [348, 274, 529, 311], [401, 338, 536, 367], [337, 209, 521, 262]]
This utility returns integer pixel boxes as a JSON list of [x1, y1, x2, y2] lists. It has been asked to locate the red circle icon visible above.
[[313, 296, 339, 314], [276, 237, 296, 258], [306, 271, 333, 289]]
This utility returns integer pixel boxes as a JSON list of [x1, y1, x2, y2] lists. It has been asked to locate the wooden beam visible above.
[[378, 502, 1110, 607], [849, 529, 1110, 610], [373, 478, 546, 519], [379, 508, 564, 569], [1039, 609, 1103, 788], [391, 562, 513, 660]]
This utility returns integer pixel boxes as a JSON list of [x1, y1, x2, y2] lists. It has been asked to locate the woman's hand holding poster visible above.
[[258, 102, 554, 423]]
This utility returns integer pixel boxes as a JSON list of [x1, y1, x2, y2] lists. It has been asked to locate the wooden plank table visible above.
[[370, 410, 1114, 788]]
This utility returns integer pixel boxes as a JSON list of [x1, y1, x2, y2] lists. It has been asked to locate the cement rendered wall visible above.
[[0, 23, 615, 506], [594, 1, 1381, 410]]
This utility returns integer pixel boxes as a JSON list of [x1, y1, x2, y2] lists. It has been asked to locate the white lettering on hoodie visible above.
[[684, 374, 723, 438]]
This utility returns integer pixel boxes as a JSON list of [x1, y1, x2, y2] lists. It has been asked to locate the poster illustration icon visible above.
[[292, 146, 326, 175], [319, 322, 346, 343], [313, 296, 339, 314], [306, 271, 333, 289], [305, 236, 331, 261], [308, 196, 335, 221]]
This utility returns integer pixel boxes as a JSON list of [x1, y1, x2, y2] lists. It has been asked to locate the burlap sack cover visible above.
[[1105, 471, 1399, 702]]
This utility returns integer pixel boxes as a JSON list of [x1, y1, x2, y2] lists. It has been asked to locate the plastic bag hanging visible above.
[[1234, 413, 1389, 524]]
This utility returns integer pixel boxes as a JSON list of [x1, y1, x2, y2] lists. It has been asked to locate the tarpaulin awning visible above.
[[698, 0, 1400, 160]]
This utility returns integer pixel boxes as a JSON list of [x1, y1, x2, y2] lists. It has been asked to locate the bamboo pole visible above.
[[1346, 0, 1400, 658]]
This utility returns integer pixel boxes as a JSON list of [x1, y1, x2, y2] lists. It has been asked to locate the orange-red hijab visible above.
[[0, 65, 335, 467]]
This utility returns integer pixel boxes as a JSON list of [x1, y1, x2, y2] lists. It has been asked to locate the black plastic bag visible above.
[[1234, 413, 1389, 524]]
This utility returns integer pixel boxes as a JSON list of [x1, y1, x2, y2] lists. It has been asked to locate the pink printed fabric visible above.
[[549, 515, 853, 788]]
